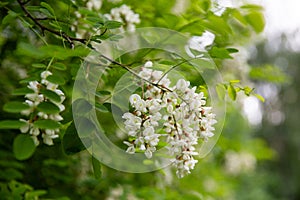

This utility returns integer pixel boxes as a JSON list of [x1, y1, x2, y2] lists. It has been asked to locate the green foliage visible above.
[[13, 134, 36, 160], [3, 102, 30, 113], [0, 0, 283, 199], [249, 64, 290, 84], [33, 119, 61, 129], [62, 121, 86, 155], [0, 120, 27, 129]]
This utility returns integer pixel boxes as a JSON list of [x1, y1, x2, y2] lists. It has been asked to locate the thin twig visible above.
[[100, 54, 173, 93], [17, 0, 87, 48]]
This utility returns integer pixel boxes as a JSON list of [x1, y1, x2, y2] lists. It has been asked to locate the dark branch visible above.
[[17, 0, 87, 48], [99, 54, 173, 93]]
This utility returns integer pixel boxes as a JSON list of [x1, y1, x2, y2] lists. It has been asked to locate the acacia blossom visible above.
[[19, 70, 65, 146], [122, 61, 217, 178], [104, 4, 140, 32]]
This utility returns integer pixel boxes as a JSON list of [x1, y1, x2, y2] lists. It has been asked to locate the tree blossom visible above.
[[122, 61, 217, 178], [104, 4, 140, 32], [19, 70, 65, 146]]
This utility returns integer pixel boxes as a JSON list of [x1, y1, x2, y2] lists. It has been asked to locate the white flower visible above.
[[19, 119, 29, 133], [124, 141, 135, 154], [31, 136, 40, 146], [28, 81, 39, 93], [104, 4, 140, 32], [29, 127, 40, 136], [129, 94, 141, 106], [86, 0, 102, 10], [18, 70, 65, 146], [41, 70, 52, 79], [144, 61, 153, 68], [46, 82, 58, 91], [176, 79, 190, 92]]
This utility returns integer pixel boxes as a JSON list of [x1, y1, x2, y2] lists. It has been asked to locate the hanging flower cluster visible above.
[[104, 4, 140, 32], [122, 61, 217, 178], [19, 71, 65, 146]]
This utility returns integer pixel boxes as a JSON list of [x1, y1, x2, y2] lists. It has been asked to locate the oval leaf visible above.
[[34, 119, 60, 129], [37, 102, 60, 114], [3, 102, 30, 113], [51, 62, 67, 71], [228, 85, 237, 100], [92, 156, 102, 180], [62, 122, 86, 155], [0, 120, 27, 129], [40, 88, 61, 102], [12, 87, 34, 96], [46, 75, 65, 85], [32, 63, 46, 68], [13, 134, 36, 160]]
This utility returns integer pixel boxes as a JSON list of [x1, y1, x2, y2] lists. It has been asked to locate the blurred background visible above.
[[0, 0, 300, 199]]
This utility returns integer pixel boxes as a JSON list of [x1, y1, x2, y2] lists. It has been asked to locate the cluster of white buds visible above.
[[122, 61, 217, 178], [104, 4, 140, 32], [19, 71, 65, 146]]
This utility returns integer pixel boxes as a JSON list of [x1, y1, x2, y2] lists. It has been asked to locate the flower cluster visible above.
[[104, 4, 140, 32], [122, 61, 217, 178], [20, 71, 65, 146]]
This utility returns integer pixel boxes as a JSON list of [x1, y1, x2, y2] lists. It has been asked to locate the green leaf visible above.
[[228, 84, 237, 100], [72, 98, 93, 115], [12, 88, 34, 96], [245, 11, 265, 33], [254, 93, 265, 102], [231, 9, 248, 26], [249, 65, 290, 83], [95, 90, 111, 98], [13, 134, 36, 160], [95, 103, 109, 113], [40, 2, 55, 16], [39, 8, 53, 18], [40, 88, 61, 102], [104, 20, 123, 29], [37, 102, 60, 114], [77, 117, 96, 137], [51, 62, 67, 71], [3, 102, 30, 113], [32, 63, 46, 68], [209, 47, 232, 59], [243, 86, 253, 96], [229, 80, 240, 84], [92, 156, 102, 180], [2, 10, 19, 26], [46, 74, 66, 85], [25, 190, 47, 199], [227, 48, 239, 53], [62, 122, 86, 155], [34, 120, 60, 130], [0, 120, 27, 129], [17, 42, 46, 59], [216, 84, 226, 100]]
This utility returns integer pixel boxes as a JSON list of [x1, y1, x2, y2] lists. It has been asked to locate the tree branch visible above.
[[17, 0, 87, 48], [99, 54, 173, 93]]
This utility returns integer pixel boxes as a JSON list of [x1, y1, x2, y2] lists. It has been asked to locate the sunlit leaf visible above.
[[228, 84, 237, 100]]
